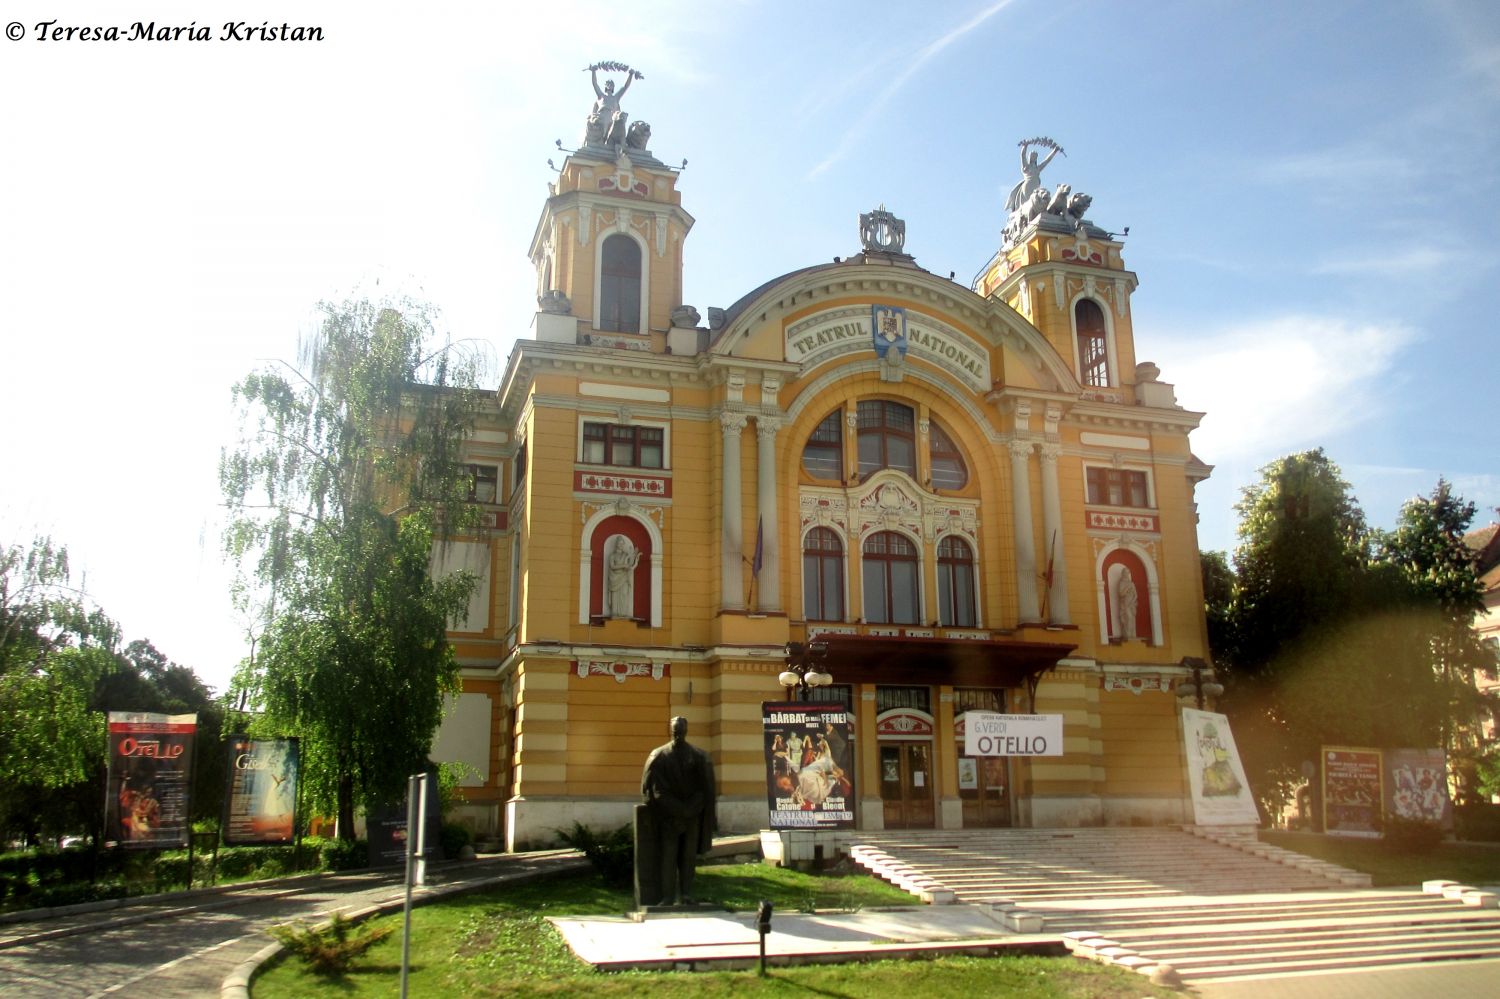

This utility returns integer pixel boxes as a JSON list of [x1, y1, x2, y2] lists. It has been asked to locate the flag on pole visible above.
[[752, 516, 764, 577]]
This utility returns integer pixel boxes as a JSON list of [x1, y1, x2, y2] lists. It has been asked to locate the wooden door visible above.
[[879, 741, 935, 829]]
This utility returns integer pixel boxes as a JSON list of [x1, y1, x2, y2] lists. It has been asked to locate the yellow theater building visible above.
[[429, 70, 1217, 850]]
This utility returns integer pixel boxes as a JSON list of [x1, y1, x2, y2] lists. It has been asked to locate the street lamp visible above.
[[1175, 656, 1223, 710], [780, 640, 834, 700]]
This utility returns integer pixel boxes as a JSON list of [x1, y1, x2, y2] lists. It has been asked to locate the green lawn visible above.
[[252, 864, 1174, 999], [1264, 830, 1500, 887]]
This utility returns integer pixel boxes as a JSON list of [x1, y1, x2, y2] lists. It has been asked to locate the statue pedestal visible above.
[[633, 803, 661, 909]]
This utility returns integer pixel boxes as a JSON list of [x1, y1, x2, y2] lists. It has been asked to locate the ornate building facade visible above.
[[430, 75, 1217, 849]]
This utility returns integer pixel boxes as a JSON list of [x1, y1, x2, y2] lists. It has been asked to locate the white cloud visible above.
[[1150, 315, 1414, 465], [806, 0, 1018, 178]]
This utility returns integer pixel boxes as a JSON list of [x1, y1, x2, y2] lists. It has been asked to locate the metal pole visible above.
[[399, 773, 419, 999]]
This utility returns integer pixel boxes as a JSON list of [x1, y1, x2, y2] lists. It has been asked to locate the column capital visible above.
[[1038, 441, 1064, 463], [756, 414, 783, 439], [1008, 439, 1036, 460], [720, 411, 749, 434]]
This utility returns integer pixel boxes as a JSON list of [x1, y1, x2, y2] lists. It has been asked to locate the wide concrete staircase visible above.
[[848, 827, 1366, 903], [848, 828, 1500, 984]]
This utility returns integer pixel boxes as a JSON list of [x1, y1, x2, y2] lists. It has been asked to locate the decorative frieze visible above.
[[573, 660, 669, 683], [1085, 509, 1159, 533], [1102, 674, 1164, 695], [575, 470, 671, 497], [854, 480, 922, 539], [799, 492, 850, 535]]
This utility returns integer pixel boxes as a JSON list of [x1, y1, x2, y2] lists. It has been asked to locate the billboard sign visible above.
[[1323, 746, 1383, 838], [1181, 708, 1260, 825], [222, 736, 299, 845], [104, 711, 197, 849], [763, 702, 856, 829], [963, 713, 1063, 757]]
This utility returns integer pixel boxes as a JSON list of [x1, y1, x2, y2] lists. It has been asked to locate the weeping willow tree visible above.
[[221, 297, 489, 838]]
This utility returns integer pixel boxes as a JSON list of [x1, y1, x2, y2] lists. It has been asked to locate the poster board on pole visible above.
[[104, 711, 197, 849], [222, 736, 299, 845]]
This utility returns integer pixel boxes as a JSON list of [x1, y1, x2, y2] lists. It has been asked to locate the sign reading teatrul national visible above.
[[105, 711, 197, 849], [222, 736, 299, 845], [763, 702, 855, 829], [963, 712, 1063, 757]]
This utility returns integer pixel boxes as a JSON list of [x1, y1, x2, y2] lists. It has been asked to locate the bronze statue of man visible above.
[[640, 716, 716, 905]]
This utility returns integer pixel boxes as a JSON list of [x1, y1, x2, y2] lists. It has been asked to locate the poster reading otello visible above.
[[763, 703, 855, 829], [1181, 708, 1260, 825], [105, 711, 197, 849], [223, 736, 300, 845]]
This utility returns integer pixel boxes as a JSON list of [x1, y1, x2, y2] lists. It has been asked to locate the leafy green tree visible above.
[[1377, 479, 1497, 800], [1215, 451, 1452, 818], [221, 296, 488, 838], [0, 537, 116, 844]]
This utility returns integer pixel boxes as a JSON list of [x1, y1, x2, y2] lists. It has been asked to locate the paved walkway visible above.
[[552, 905, 1061, 971], [0, 851, 587, 998], [1193, 956, 1500, 998]]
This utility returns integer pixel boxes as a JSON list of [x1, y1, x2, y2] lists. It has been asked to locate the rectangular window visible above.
[[581, 422, 664, 469], [465, 464, 498, 504], [1086, 467, 1151, 508]]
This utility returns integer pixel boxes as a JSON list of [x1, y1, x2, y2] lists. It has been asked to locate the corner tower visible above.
[[973, 138, 1169, 407], [528, 63, 695, 352]]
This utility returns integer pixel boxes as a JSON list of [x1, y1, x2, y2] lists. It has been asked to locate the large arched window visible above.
[[936, 536, 977, 627], [928, 422, 968, 490], [599, 235, 641, 333], [1075, 298, 1109, 387], [863, 531, 920, 624], [857, 400, 916, 479], [802, 528, 845, 622], [802, 410, 843, 480]]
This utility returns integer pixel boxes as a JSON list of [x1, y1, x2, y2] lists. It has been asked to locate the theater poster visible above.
[[104, 711, 197, 849], [1323, 746, 1383, 838], [763, 702, 855, 829], [1384, 747, 1451, 831], [1181, 708, 1260, 825], [223, 736, 299, 845]]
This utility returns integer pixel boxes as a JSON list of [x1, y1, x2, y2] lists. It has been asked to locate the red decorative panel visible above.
[[1085, 509, 1158, 533], [575, 471, 671, 497]]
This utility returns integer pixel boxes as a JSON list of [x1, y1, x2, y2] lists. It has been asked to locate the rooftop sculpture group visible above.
[[583, 61, 652, 153], [1001, 137, 1096, 246]]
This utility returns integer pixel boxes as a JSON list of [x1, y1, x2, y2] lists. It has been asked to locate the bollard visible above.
[[750, 894, 774, 972]]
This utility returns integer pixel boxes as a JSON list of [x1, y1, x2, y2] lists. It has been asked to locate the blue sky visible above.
[[2, 0, 1496, 693]]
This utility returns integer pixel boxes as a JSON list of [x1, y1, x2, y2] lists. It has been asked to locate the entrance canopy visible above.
[[805, 632, 1077, 703]]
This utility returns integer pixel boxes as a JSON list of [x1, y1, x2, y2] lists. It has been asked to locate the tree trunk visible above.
[[337, 768, 355, 842]]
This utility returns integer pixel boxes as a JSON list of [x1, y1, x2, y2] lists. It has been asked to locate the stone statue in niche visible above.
[[605, 535, 641, 618], [1115, 567, 1139, 640]]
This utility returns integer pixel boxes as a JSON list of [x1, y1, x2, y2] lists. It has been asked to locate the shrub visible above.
[[1454, 802, 1500, 843], [1383, 815, 1444, 853], [556, 822, 633, 887], [318, 838, 369, 871], [440, 822, 472, 860], [269, 913, 393, 976]]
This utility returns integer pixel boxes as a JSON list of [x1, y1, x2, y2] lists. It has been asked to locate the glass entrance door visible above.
[[879, 741, 935, 829]]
